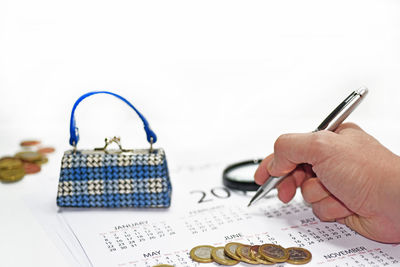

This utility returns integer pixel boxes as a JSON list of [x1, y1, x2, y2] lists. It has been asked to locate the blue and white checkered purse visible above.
[[56, 91, 172, 208]]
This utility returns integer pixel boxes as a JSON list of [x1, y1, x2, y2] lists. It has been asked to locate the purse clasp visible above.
[[94, 136, 154, 153], [94, 136, 130, 153]]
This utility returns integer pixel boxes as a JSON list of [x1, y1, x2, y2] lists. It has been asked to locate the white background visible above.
[[1, 1, 400, 266]]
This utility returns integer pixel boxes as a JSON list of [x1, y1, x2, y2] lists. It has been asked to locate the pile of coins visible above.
[[190, 242, 311, 265], [0, 140, 55, 183]]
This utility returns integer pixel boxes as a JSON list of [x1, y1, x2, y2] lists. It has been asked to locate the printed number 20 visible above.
[[190, 187, 231, 203]]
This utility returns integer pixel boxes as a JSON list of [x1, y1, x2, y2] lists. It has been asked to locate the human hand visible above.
[[254, 123, 400, 243]]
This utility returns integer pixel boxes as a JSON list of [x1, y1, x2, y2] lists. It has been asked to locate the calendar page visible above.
[[59, 166, 400, 267]]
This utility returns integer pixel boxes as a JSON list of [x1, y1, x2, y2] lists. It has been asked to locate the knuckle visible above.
[[274, 134, 292, 153], [308, 131, 331, 159], [336, 122, 362, 133], [309, 131, 328, 148], [341, 122, 357, 129]]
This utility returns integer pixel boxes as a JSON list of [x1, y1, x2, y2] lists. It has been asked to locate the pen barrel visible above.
[[260, 175, 287, 194], [325, 94, 364, 132], [316, 88, 368, 132]]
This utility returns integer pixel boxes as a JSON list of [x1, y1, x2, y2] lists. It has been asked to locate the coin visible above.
[[190, 245, 214, 263], [15, 151, 42, 162], [259, 244, 289, 263], [37, 147, 55, 154], [249, 245, 275, 265], [23, 162, 41, 174], [20, 140, 41, 147], [286, 247, 312, 265], [152, 265, 174, 267], [0, 168, 25, 182], [224, 242, 242, 261], [211, 247, 239, 266], [34, 156, 48, 165], [236, 245, 258, 264], [0, 157, 23, 170]]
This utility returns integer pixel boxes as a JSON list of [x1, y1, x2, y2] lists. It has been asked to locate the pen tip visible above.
[[247, 198, 255, 207]]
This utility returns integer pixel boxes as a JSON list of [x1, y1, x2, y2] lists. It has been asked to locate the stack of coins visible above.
[[0, 139, 55, 183], [0, 157, 25, 182], [190, 243, 311, 265]]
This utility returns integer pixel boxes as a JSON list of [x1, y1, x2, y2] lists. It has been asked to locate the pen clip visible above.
[[315, 91, 358, 132]]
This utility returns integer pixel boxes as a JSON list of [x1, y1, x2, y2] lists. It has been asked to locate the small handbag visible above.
[[56, 91, 172, 208]]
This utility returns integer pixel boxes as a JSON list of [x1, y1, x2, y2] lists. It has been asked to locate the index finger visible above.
[[254, 154, 274, 185], [269, 131, 337, 177]]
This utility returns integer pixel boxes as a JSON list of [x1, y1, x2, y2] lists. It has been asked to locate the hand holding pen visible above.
[[249, 88, 368, 206], [251, 88, 400, 243]]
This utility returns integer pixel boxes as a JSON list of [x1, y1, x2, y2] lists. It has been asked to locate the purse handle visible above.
[[69, 91, 157, 147]]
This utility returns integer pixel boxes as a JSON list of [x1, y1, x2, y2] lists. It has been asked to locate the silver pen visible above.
[[247, 87, 369, 207]]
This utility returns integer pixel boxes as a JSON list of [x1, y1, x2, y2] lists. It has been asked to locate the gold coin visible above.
[[236, 245, 258, 264], [190, 245, 214, 263], [0, 157, 23, 170], [259, 244, 289, 263], [34, 156, 48, 165], [15, 151, 42, 162], [286, 247, 312, 265], [249, 245, 275, 265], [224, 242, 243, 261], [152, 265, 174, 267], [0, 168, 25, 182], [211, 247, 239, 266]]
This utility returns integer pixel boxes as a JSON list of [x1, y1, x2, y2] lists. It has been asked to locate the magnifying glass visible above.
[[222, 159, 263, 191]]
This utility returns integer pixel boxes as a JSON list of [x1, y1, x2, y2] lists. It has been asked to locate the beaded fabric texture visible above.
[[56, 148, 171, 208]]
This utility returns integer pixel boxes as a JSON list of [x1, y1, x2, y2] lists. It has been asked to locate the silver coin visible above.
[[263, 246, 285, 257], [211, 247, 239, 266], [190, 245, 214, 263], [216, 248, 230, 260], [194, 246, 213, 258], [289, 249, 308, 260], [224, 242, 242, 261], [228, 243, 239, 254], [259, 244, 289, 262], [286, 247, 312, 264]]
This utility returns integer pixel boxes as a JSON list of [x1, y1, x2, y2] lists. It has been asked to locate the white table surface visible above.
[[1, 1, 400, 266]]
